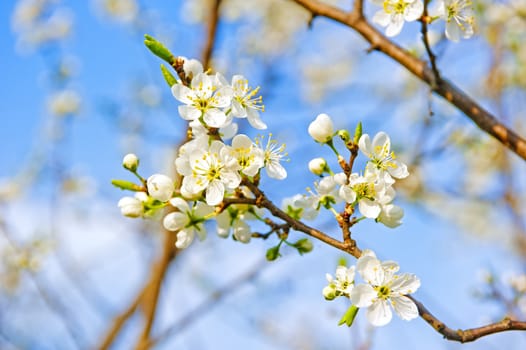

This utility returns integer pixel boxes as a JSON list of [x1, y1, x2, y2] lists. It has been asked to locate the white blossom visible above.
[[122, 153, 139, 171], [230, 75, 267, 129], [308, 113, 334, 143], [323, 265, 356, 300], [433, 0, 474, 41], [230, 134, 265, 177], [171, 72, 233, 128], [118, 192, 147, 218], [351, 250, 420, 326], [359, 132, 409, 184], [308, 157, 327, 176], [339, 173, 394, 219], [371, 0, 424, 37], [147, 174, 174, 202], [377, 203, 404, 228], [255, 134, 288, 180], [177, 140, 241, 206], [163, 198, 214, 249]]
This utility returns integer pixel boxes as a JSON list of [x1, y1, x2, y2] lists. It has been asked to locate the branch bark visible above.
[[292, 0, 526, 161]]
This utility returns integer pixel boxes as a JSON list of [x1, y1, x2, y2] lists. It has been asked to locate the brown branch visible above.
[[201, 0, 223, 70], [134, 228, 178, 349], [242, 179, 362, 258], [98, 287, 146, 350], [408, 296, 526, 342], [291, 0, 526, 162]]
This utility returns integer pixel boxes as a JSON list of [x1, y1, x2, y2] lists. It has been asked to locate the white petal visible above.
[[445, 21, 461, 42], [178, 105, 201, 121], [358, 134, 373, 158], [203, 108, 228, 128], [372, 11, 391, 27], [175, 229, 194, 249], [247, 108, 267, 130], [163, 212, 188, 231], [231, 99, 246, 117], [350, 284, 376, 307], [372, 132, 390, 154], [386, 15, 405, 37], [171, 84, 193, 104], [205, 180, 225, 206], [213, 86, 233, 108], [339, 185, 357, 203], [356, 255, 384, 285], [168, 197, 190, 212], [367, 300, 392, 326], [391, 296, 419, 321], [266, 162, 287, 180], [359, 198, 381, 219], [404, 0, 424, 21], [391, 273, 421, 295]]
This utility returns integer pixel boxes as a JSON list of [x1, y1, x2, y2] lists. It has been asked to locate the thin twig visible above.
[[421, 1, 441, 85]]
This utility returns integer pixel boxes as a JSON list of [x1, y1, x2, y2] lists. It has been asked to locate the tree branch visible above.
[[291, 0, 526, 161], [201, 0, 223, 70], [408, 296, 526, 342]]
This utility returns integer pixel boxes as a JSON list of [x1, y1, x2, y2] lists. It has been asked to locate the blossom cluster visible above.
[[116, 57, 287, 249], [370, 0, 475, 41], [284, 113, 408, 228], [324, 250, 421, 327]]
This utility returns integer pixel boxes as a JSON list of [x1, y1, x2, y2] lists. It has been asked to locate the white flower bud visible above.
[[118, 196, 143, 218], [147, 174, 174, 202], [322, 285, 337, 300], [122, 153, 139, 171], [308, 157, 327, 176], [308, 113, 334, 143]]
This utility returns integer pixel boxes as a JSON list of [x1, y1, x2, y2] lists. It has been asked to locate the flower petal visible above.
[[367, 299, 393, 326], [391, 296, 419, 321]]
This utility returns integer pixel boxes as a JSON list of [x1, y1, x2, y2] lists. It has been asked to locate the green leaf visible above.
[[111, 179, 143, 191], [338, 305, 359, 327], [144, 34, 175, 65], [160, 64, 177, 87], [353, 122, 363, 144]]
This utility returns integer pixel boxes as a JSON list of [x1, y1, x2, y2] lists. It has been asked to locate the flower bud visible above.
[[294, 238, 313, 255], [308, 113, 334, 143], [122, 153, 139, 172], [147, 174, 174, 202], [118, 196, 144, 218], [308, 158, 327, 176], [322, 285, 337, 301]]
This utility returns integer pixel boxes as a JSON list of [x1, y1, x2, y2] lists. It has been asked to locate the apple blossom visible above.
[[323, 265, 356, 300], [118, 194, 145, 218]]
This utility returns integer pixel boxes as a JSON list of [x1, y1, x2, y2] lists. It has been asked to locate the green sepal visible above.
[[353, 122, 363, 144], [266, 245, 281, 261], [111, 179, 143, 191], [144, 34, 175, 65], [161, 64, 177, 87], [338, 305, 359, 327], [293, 238, 313, 255]]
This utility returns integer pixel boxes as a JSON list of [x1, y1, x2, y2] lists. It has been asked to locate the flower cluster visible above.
[[284, 113, 408, 228], [369, 0, 475, 41], [324, 250, 421, 327], [115, 57, 287, 249]]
